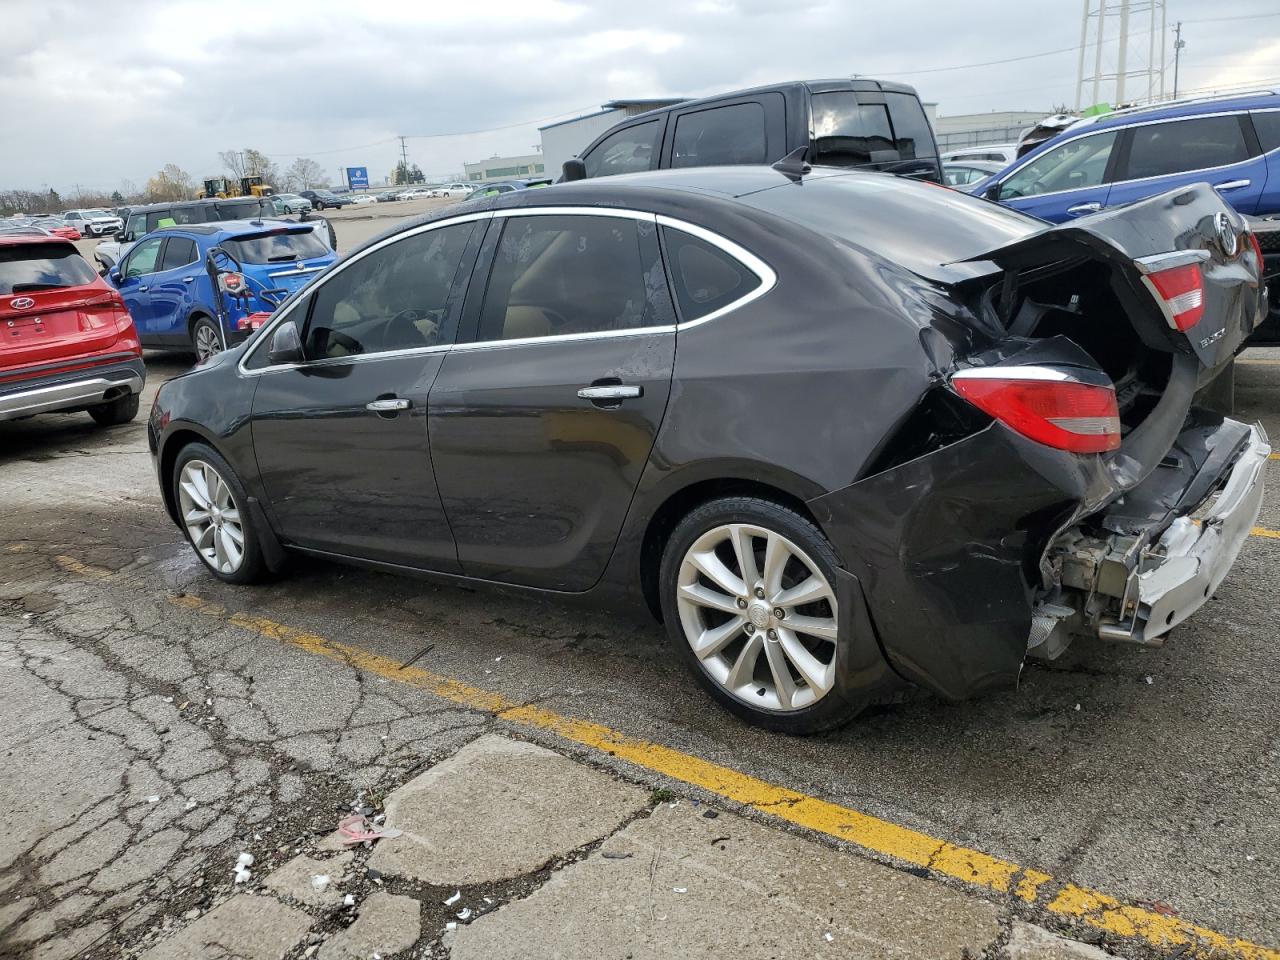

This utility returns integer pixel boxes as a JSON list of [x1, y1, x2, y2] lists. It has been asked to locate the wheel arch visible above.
[[157, 423, 221, 527], [637, 476, 823, 622]]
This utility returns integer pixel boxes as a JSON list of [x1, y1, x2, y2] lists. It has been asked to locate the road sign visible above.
[[346, 166, 369, 189]]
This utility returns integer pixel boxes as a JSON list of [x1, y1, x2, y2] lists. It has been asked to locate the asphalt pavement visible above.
[[5, 213, 1280, 958]]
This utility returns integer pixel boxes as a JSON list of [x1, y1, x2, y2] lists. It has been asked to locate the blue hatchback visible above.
[[108, 220, 336, 360], [972, 92, 1280, 223]]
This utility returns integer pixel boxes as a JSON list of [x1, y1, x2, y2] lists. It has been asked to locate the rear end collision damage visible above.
[[810, 183, 1269, 698]]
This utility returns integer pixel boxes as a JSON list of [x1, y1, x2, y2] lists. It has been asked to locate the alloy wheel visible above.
[[676, 524, 839, 712], [177, 459, 245, 574], [194, 324, 223, 362]]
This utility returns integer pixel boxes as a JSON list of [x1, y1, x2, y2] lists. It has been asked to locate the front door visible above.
[[113, 235, 164, 340], [149, 235, 202, 344], [995, 129, 1119, 223], [249, 218, 482, 569], [429, 211, 676, 591]]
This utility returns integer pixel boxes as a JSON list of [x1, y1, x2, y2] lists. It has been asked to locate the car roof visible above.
[[620, 77, 922, 125], [0, 232, 75, 248], [155, 219, 315, 239]]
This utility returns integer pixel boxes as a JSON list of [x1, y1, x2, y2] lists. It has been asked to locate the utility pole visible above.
[[399, 136, 410, 184], [1172, 21, 1185, 98]]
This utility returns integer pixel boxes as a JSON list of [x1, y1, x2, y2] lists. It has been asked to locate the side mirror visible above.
[[561, 158, 587, 182], [267, 320, 305, 365], [108, 268, 122, 284], [984, 183, 1001, 201]]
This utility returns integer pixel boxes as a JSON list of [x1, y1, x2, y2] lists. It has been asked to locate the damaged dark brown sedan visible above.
[[149, 166, 1269, 733]]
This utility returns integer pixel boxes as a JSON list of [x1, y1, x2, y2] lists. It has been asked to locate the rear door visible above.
[[428, 210, 677, 591], [663, 94, 785, 169], [992, 129, 1119, 222], [113, 236, 165, 339], [1107, 113, 1268, 215], [148, 235, 201, 341]]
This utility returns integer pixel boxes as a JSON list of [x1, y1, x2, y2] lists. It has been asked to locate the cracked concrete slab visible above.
[[318, 892, 421, 960], [264, 852, 354, 907], [1005, 921, 1115, 959], [449, 802, 1004, 960], [137, 894, 312, 960], [369, 734, 649, 885]]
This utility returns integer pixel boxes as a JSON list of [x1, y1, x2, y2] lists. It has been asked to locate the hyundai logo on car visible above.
[[10, 296, 35, 309]]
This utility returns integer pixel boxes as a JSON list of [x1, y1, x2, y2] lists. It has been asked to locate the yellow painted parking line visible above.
[[53, 555, 114, 579], [1268, 453, 1280, 461], [170, 592, 1278, 960], [1252, 526, 1280, 540], [1237, 357, 1280, 365]]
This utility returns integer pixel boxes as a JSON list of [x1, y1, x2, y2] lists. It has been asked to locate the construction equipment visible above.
[[198, 176, 275, 199]]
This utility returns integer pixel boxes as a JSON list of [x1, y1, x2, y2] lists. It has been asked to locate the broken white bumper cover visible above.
[[1107, 422, 1270, 644]]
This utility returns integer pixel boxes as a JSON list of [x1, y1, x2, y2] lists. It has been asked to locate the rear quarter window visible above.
[[660, 227, 761, 321], [223, 230, 330, 264], [0, 243, 97, 294]]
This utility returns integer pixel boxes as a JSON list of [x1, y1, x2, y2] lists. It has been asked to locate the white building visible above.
[[539, 98, 688, 178], [463, 153, 547, 183]]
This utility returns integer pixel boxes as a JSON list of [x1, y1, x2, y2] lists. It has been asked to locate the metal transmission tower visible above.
[[1075, 0, 1168, 110]]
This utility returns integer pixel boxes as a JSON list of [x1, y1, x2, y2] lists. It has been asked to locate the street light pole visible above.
[[1172, 21, 1185, 98]]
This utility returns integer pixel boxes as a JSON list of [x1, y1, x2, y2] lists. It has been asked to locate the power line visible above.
[[1181, 11, 1280, 24]]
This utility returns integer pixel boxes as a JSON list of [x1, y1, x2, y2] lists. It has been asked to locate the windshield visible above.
[[223, 229, 330, 264], [0, 243, 97, 294]]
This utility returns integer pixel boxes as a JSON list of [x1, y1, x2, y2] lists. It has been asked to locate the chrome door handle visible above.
[[138, 286, 148, 292], [183, 276, 195, 283], [1215, 179, 1251, 192], [577, 385, 642, 401], [1066, 202, 1102, 215], [366, 398, 410, 412]]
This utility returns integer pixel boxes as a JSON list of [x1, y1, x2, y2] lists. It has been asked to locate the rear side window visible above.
[[661, 227, 760, 322], [303, 222, 474, 359], [159, 237, 198, 270], [671, 103, 767, 168], [582, 120, 662, 178], [223, 230, 330, 264], [1250, 111, 1280, 153], [0, 243, 97, 294], [884, 92, 937, 160], [1123, 115, 1250, 179], [478, 215, 654, 340]]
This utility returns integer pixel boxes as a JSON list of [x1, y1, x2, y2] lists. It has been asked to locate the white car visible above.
[[397, 188, 433, 200], [939, 143, 1018, 165], [347, 194, 378, 205], [64, 208, 123, 237]]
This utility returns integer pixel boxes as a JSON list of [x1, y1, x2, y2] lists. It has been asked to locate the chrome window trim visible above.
[[1134, 249, 1212, 275], [952, 365, 1077, 383], [656, 214, 777, 328], [994, 109, 1258, 202], [237, 210, 495, 377]]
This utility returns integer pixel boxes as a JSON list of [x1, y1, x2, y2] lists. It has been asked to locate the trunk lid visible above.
[[0, 286, 128, 372], [962, 183, 1264, 379]]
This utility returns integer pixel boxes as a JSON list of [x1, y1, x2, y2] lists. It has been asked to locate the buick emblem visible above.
[[1214, 212, 1238, 257], [9, 297, 34, 309]]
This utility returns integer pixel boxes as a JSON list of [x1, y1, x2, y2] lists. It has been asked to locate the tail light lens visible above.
[[1249, 231, 1265, 279], [1144, 262, 1204, 332], [952, 367, 1121, 454]]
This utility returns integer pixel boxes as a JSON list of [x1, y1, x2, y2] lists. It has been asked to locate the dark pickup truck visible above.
[[563, 79, 941, 183]]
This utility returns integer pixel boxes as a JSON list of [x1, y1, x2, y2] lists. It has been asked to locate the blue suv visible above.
[[973, 92, 1280, 222], [108, 221, 335, 360]]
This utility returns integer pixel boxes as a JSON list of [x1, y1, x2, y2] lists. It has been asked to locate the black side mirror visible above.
[[561, 158, 587, 182], [984, 183, 1001, 201], [267, 321, 304, 365]]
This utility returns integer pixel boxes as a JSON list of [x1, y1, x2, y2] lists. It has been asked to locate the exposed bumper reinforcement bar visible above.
[[1098, 422, 1270, 645]]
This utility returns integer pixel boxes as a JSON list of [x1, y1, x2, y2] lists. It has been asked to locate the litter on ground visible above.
[[444, 891, 461, 906], [336, 812, 402, 846]]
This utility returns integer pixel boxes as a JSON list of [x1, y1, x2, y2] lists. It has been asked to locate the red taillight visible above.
[[1145, 262, 1204, 332], [952, 368, 1121, 454], [1249, 231, 1265, 278]]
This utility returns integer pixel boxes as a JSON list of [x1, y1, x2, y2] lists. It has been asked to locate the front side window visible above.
[[126, 213, 146, 238], [123, 237, 164, 278], [661, 227, 761, 322], [159, 237, 198, 271], [477, 215, 654, 341], [671, 103, 767, 168], [999, 131, 1118, 198], [884, 92, 937, 160], [303, 221, 474, 360], [582, 120, 662, 178], [811, 94, 895, 166], [1123, 114, 1250, 180]]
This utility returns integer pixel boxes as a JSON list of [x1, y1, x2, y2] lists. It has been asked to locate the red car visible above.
[[33, 219, 82, 241], [1, 234, 144, 426]]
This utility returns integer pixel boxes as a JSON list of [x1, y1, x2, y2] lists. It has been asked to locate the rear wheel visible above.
[[659, 497, 864, 734], [173, 443, 266, 584], [190, 316, 223, 362], [88, 391, 139, 426]]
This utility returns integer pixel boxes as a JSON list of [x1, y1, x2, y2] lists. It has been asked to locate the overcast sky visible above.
[[2, 0, 1277, 193]]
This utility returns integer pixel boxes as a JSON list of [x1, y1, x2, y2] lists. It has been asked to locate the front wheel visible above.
[[173, 443, 266, 584], [659, 497, 863, 734]]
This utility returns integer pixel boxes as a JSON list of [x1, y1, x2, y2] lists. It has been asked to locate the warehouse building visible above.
[[463, 152, 547, 183], [933, 110, 1047, 152], [539, 98, 688, 177]]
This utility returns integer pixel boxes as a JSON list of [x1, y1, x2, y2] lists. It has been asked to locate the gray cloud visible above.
[[1, 0, 1276, 191]]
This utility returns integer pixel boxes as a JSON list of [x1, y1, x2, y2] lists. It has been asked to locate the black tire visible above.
[[190, 315, 223, 362], [171, 442, 267, 585], [658, 496, 865, 735], [88, 391, 140, 426]]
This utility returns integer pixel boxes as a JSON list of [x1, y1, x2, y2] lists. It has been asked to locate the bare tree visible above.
[[285, 157, 325, 191], [145, 164, 194, 202], [219, 149, 247, 179], [220, 148, 280, 188]]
